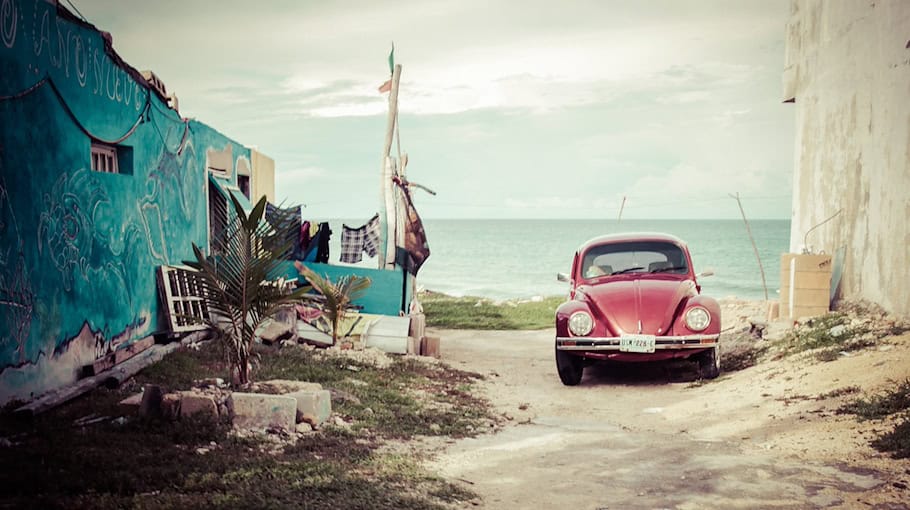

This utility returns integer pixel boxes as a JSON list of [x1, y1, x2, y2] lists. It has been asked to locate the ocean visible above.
[[413, 219, 791, 301]]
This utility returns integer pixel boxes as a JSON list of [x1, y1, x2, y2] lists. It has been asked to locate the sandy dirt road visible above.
[[425, 327, 910, 510]]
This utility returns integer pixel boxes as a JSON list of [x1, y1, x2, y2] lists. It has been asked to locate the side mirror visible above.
[[697, 269, 715, 278], [557, 272, 570, 283]]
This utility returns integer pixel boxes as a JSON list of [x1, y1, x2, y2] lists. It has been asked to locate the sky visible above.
[[72, 0, 795, 220]]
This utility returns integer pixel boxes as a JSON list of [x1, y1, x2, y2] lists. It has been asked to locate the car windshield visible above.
[[581, 241, 688, 279]]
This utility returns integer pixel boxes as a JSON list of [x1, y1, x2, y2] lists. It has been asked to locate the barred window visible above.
[[91, 143, 119, 173]]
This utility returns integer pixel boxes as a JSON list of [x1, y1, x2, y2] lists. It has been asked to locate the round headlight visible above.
[[568, 311, 594, 336], [685, 307, 711, 331]]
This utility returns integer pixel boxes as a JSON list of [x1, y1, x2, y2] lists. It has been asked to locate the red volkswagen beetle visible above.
[[555, 233, 720, 385]]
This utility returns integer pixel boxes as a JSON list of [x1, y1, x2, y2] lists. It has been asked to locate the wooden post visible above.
[[730, 192, 769, 300], [379, 64, 402, 269]]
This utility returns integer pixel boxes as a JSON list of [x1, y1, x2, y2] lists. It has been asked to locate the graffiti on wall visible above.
[[0, 175, 34, 365], [1, 1, 255, 405], [2, 0, 145, 109]]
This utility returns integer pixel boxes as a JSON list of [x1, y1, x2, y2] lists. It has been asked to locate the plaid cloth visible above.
[[340, 214, 381, 263], [363, 214, 381, 257]]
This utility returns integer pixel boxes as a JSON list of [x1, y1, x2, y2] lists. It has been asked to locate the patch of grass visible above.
[[871, 418, 910, 459], [838, 379, 910, 459], [721, 332, 770, 372], [0, 341, 489, 509], [421, 292, 563, 330], [838, 379, 910, 420], [814, 349, 841, 362], [774, 312, 873, 358], [816, 386, 861, 400]]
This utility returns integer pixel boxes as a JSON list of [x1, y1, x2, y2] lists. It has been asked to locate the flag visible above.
[[378, 79, 392, 93], [388, 43, 395, 75]]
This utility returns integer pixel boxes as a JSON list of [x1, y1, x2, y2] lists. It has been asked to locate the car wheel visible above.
[[555, 346, 584, 386], [697, 346, 720, 379]]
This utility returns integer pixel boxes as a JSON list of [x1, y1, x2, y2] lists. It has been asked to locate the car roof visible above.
[[577, 232, 688, 253]]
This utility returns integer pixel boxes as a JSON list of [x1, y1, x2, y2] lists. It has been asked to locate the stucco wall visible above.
[[784, 0, 910, 316], [0, 0, 251, 404], [250, 148, 276, 204]]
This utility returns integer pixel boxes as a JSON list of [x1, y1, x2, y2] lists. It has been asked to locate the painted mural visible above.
[[0, 0, 251, 405]]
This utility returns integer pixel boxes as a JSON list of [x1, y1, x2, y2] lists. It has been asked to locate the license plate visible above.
[[620, 334, 656, 353]]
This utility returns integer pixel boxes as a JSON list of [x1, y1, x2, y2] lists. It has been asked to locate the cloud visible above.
[[277, 166, 327, 181]]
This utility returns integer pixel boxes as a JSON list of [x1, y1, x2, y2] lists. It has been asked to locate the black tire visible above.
[[697, 346, 720, 379], [556, 347, 584, 386]]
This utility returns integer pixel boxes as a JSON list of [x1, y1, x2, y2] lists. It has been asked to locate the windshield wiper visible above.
[[611, 267, 645, 275], [651, 266, 687, 273]]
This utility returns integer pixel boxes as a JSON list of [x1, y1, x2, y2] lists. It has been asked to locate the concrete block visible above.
[[229, 392, 297, 431], [252, 379, 323, 394], [256, 318, 294, 345], [408, 313, 426, 339], [119, 393, 143, 410], [287, 389, 332, 427], [421, 336, 441, 358], [179, 392, 218, 419], [161, 393, 181, 420]]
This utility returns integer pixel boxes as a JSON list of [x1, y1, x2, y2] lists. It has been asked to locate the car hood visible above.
[[578, 277, 697, 335]]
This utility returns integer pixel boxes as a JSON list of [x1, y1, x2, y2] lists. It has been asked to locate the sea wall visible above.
[[0, 0, 251, 404], [783, 0, 910, 316]]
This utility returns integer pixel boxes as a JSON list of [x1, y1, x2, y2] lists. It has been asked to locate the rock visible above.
[[161, 393, 181, 420], [331, 415, 352, 429], [229, 393, 297, 432], [829, 324, 848, 337], [296, 422, 314, 434], [251, 379, 324, 395], [329, 388, 362, 405], [195, 378, 226, 389], [256, 318, 294, 345], [287, 389, 333, 427], [118, 393, 143, 410], [179, 392, 218, 419]]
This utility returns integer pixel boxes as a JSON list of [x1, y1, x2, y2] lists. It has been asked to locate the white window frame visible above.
[[91, 143, 119, 174], [157, 265, 211, 333]]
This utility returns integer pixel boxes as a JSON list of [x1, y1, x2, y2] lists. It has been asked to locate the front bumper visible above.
[[556, 334, 719, 351]]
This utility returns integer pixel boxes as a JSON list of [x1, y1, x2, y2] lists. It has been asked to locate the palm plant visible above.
[[185, 194, 310, 385], [294, 261, 371, 346]]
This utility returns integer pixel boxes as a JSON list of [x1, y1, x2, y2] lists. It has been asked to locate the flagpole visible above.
[[379, 63, 402, 269]]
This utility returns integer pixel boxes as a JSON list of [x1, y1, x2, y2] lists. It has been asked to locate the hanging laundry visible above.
[[265, 202, 302, 259], [393, 179, 430, 275], [364, 214, 381, 257], [340, 214, 381, 263], [303, 222, 331, 263], [294, 221, 311, 260]]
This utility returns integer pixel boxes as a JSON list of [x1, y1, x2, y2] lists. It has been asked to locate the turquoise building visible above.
[[0, 0, 418, 407], [0, 0, 257, 405]]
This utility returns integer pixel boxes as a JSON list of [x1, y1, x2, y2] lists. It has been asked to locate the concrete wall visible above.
[[278, 261, 414, 317], [0, 0, 252, 404], [250, 148, 275, 204], [783, 0, 910, 316]]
